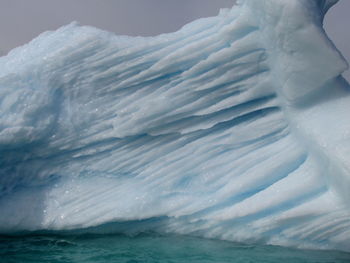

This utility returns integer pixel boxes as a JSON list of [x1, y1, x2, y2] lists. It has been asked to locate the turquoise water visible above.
[[1, 234, 350, 263]]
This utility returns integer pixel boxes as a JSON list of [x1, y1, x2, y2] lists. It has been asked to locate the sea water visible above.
[[1, 235, 350, 263]]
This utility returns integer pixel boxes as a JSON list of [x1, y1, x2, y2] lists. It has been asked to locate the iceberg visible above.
[[0, 0, 350, 252]]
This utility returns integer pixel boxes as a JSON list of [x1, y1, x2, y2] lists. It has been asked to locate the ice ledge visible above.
[[237, 0, 347, 103], [0, 0, 349, 252]]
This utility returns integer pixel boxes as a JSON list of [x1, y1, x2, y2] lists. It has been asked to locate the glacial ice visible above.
[[0, 0, 350, 252]]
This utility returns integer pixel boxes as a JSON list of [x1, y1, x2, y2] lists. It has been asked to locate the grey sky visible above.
[[324, 0, 350, 81], [0, 0, 349, 80]]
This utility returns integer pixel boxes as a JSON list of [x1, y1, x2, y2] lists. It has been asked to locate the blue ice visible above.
[[0, 0, 349, 252]]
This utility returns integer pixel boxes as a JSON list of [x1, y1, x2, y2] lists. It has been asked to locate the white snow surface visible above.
[[0, 0, 350, 251]]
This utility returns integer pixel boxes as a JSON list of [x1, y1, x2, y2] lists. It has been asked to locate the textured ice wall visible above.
[[0, 0, 350, 251]]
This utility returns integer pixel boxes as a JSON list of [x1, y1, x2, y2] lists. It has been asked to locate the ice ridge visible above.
[[0, 0, 350, 252]]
